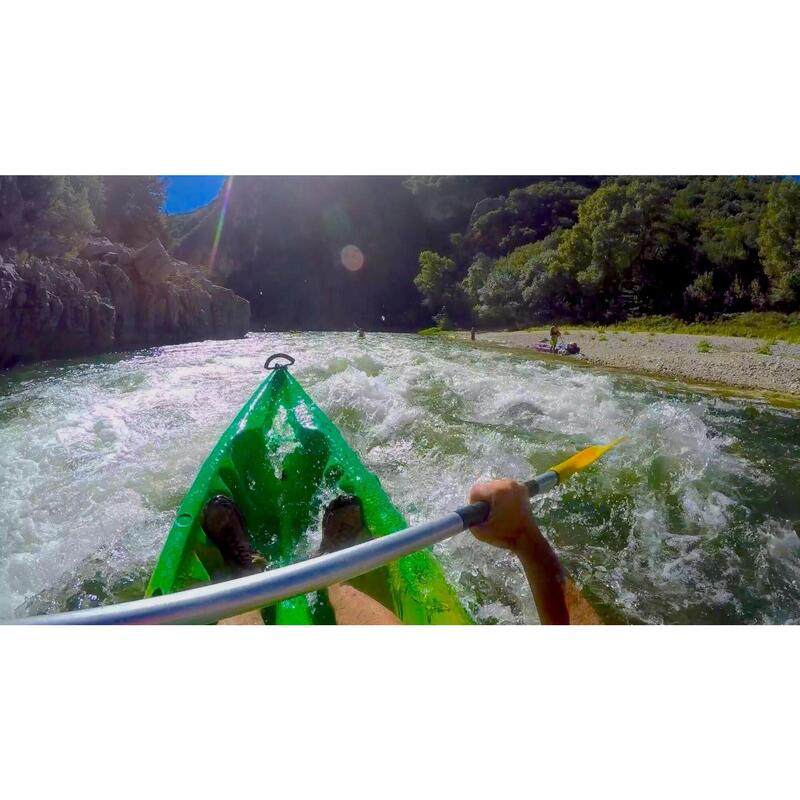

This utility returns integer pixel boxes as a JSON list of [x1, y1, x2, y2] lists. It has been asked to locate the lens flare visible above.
[[209, 176, 234, 272], [340, 244, 364, 272]]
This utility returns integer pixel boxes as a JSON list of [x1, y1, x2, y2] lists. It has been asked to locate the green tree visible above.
[[45, 177, 99, 242], [520, 233, 578, 319], [410, 176, 792, 327], [472, 239, 571, 327], [759, 179, 800, 304], [462, 253, 494, 305], [473, 247, 533, 326], [414, 250, 465, 319], [476, 266, 524, 326], [466, 180, 591, 260], [553, 179, 681, 319], [684, 272, 715, 316], [696, 177, 767, 267], [0, 176, 100, 249]]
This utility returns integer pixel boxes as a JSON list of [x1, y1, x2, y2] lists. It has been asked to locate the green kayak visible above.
[[145, 357, 471, 624]]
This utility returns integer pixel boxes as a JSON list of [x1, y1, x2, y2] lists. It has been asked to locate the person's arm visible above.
[[468, 479, 572, 624]]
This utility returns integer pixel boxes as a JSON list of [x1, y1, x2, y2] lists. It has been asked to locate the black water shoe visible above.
[[320, 495, 368, 554], [201, 495, 265, 573]]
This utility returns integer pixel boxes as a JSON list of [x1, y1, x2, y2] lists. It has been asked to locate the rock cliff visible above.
[[0, 237, 250, 368]]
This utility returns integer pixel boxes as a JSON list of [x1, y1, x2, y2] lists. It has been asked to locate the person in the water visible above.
[[550, 324, 562, 351], [204, 481, 598, 625], [357, 329, 365, 339]]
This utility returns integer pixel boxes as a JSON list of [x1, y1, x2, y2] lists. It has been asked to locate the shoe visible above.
[[319, 495, 367, 554], [201, 495, 265, 573]]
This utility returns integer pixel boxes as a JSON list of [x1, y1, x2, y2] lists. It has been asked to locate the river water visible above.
[[2, 332, 799, 623]]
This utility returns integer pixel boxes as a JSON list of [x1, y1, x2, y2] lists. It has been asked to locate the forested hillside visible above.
[[415, 176, 800, 329], [4, 175, 800, 333], [168, 175, 800, 331]]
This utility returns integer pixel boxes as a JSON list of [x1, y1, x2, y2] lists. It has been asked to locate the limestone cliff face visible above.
[[0, 237, 250, 368]]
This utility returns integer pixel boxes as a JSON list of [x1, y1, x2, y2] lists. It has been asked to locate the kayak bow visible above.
[[143, 358, 472, 625]]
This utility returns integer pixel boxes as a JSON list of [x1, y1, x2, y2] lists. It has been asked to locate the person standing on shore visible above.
[[550, 323, 562, 351], [470, 326, 476, 341]]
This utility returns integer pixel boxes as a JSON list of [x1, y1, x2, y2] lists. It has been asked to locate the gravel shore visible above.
[[462, 329, 800, 397]]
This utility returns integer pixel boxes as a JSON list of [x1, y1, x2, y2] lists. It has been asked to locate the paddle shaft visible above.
[[458, 471, 559, 526], [10, 471, 561, 625]]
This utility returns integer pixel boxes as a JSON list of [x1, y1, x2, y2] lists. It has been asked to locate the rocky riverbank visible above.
[[463, 328, 800, 397], [0, 237, 250, 368]]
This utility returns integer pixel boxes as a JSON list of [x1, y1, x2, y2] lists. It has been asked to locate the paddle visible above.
[[15, 438, 625, 625], [456, 436, 626, 527]]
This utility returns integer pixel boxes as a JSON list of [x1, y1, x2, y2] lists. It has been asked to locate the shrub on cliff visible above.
[[96, 176, 170, 248], [0, 176, 100, 251]]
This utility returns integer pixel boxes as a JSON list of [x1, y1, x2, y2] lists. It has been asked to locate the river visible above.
[[2, 332, 799, 623]]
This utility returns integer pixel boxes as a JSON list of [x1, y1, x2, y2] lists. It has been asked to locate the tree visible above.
[[97, 176, 169, 247], [759, 179, 800, 304], [45, 177, 98, 242], [462, 253, 494, 306], [0, 176, 100, 250], [695, 177, 767, 267], [473, 247, 533, 327], [684, 272, 715, 316], [465, 180, 591, 260], [410, 176, 793, 327], [476, 266, 525, 326], [414, 250, 465, 318], [553, 179, 682, 319], [520, 233, 578, 319], [470, 238, 572, 327]]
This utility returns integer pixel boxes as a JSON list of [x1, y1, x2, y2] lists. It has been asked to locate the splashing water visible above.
[[2, 333, 799, 623]]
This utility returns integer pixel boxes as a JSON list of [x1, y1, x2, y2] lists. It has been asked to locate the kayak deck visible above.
[[146, 366, 471, 624]]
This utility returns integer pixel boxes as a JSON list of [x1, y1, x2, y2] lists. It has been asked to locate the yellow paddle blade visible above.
[[550, 437, 626, 483]]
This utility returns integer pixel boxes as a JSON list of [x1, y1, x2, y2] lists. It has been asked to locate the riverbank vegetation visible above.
[[413, 177, 800, 333], [609, 311, 800, 343], [0, 176, 170, 255], [514, 311, 800, 344], [6, 175, 800, 339]]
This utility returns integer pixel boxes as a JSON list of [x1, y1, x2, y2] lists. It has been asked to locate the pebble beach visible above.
[[463, 329, 800, 398]]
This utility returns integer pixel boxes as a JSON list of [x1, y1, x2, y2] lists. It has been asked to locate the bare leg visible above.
[[218, 609, 266, 625], [216, 586, 402, 625], [327, 583, 402, 625], [320, 495, 403, 625]]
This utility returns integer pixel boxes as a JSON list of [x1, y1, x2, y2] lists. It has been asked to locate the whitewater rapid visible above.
[[1, 332, 799, 622]]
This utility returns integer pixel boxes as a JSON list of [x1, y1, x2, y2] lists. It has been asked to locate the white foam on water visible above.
[[265, 406, 300, 478], [1, 331, 798, 622]]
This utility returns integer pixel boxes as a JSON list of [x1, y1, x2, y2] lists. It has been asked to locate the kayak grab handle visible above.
[[264, 353, 296, 370]]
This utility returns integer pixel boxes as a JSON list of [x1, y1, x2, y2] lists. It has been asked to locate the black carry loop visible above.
[[264, 353, 296, 370]]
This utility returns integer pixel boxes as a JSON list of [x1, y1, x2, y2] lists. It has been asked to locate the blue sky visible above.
[[161, 175, 800, 214], [162, 176, 225, 215]]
